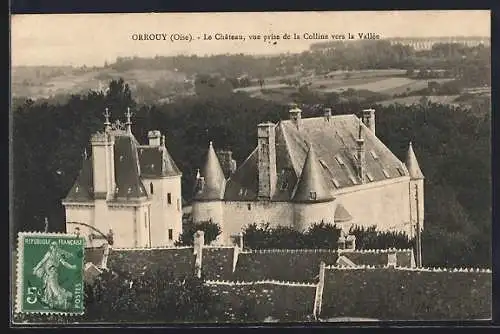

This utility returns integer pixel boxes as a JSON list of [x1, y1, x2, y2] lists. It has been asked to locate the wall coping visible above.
[[324, 264, 492, 273], [204, 279, 318, 287], [109, 246, 194, 251], [239, 248, 413, 254]]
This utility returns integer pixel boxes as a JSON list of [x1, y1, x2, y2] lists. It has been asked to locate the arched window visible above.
[[150, 182, 154, 194]]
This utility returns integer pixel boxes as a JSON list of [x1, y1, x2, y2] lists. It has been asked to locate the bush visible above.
[[175, 219, 221, 246], [349, 225, 415, 250], [243, 221, 341, 249]]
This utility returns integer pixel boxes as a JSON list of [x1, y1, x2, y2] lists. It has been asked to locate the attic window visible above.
[[370, 150, 379, 159], [150, 164, 155, 170], [127, 187, 132, 194], [366, 172, 374, 182], [75, 186, 79, 193], [280, 179, 288, 190], [382, 169, 390, 178], [331, 178, 340, 188], [396, 167, 406, 176], [310, 191, 317, 200], [352, 153, 358, 161], [120, 155, 124, 162], [349, 175, 358, 185], [115, 187, 119, 193], [319, 159, 330, 171], [335, 155, 345, 167]]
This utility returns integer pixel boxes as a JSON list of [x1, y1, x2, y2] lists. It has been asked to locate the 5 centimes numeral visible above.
[[16, 232, 85, 315]]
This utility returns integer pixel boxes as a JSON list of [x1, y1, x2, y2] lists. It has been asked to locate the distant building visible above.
[[62, 109, 183, 248], [191, 106, 424, 244]]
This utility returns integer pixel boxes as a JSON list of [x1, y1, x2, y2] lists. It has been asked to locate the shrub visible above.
[[175, 219, 222, 246]]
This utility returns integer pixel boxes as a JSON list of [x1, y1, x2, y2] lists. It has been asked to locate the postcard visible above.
[[10, 10, 492, 324]]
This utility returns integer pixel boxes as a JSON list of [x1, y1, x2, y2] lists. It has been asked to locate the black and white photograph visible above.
[[10, 10, 492, 324]]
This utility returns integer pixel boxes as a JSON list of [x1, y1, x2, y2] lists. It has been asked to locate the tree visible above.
[[175, 219, 222, 246]]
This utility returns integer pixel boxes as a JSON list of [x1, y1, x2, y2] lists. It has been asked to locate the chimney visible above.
[[148, 130, 161, 146], [362, 108, 375, 134], [355, 119, 366, 182], [257, 122, 277, 200], [125, 107, 133, 134], [91, 115, 116, 200], [289, 104, 302, 130], [324, 107, 332, 121], [217, 150, 237, 179]]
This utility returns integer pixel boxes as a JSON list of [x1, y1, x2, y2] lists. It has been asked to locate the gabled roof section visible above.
[[405, 142, 424, 180], [193, 142, 226, 201], [292, 144, 335, 203], [223, 114, 408, 202], [138, 145, 181, 178], [112, 134, 148, 200], [64, 155, 94, 202]]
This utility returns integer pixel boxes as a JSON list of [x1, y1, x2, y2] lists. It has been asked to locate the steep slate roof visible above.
[[113, 134, 148, 200], [223, 114, 409, 202], [64, 157, 94, 202], [138, 145, 181, 178], [193, 142, 227, 201], [64, 129, 180, 203], [334, 204, 353, 223], [292, 144, 335, 203], [405, 142, 424, 180]]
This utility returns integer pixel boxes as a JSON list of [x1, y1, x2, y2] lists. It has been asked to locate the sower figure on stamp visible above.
[[32, 241, 77, 310]]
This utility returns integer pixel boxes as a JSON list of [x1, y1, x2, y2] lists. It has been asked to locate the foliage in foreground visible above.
[[175, 219, 222, 246]]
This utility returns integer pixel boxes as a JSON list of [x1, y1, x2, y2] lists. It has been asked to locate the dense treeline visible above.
[[108, 41, 490, 88], [12, 79, 490, 267]]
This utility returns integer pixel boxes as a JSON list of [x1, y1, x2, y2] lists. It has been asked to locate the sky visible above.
[[11, 10, 490, 67]]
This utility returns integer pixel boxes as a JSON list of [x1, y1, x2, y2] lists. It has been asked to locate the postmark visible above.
[[15, 232, 85, 315]]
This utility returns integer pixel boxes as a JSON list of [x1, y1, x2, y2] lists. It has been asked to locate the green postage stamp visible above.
[[15, 232, 85, 315]]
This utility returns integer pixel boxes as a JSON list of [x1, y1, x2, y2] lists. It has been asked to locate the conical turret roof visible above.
[[405, 142, 424, 180], [334, 203, 352, 223], [193, 141, 226, 200], [292, 143, 335, 203]]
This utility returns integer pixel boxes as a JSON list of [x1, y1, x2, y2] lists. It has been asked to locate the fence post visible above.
[[193, 230, 205, 278], [313, 261, 326, 319]]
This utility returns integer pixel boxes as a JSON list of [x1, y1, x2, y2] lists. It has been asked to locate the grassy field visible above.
[[12, 67, 187, 99]]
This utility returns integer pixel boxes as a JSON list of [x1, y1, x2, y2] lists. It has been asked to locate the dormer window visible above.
[[127, 187, 132, 194], [366, 172, 374, 182], [119, 155, 124, 162], [335, 155, 345, 167], [115, 187, 119, 193], [75, 186, 79, 193], [396, 167, 406, 176], [349, 175, 358, 185], [370, 150, 379, 159], [150, 164, 155, 170], [382, 169, 390, 178], [196, 177, 205, 192], [310, 191, 317, 200], [331, 178, 340, 188], [280, 180, 288, 191]]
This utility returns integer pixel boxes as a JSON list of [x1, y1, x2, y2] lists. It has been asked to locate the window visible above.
[[370, 150, 379, 159], [335, 155, 345, 166], [396, 167, 406, 176], [168, 229, 173, 241], [310, 191, 317, 200], [382, 169, 390, 178], [247, 203, 251, 210], [144, 213, 147, 228], [167, 193, 172, 204], [349, 175, 358, 185], [280, 180, 288, 191], [177, 199, 180, 211], [319, 159, 330, 171], [366, 173, 374, 182], [150, 182, 154, 194], [331, 178, 340, 188]]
